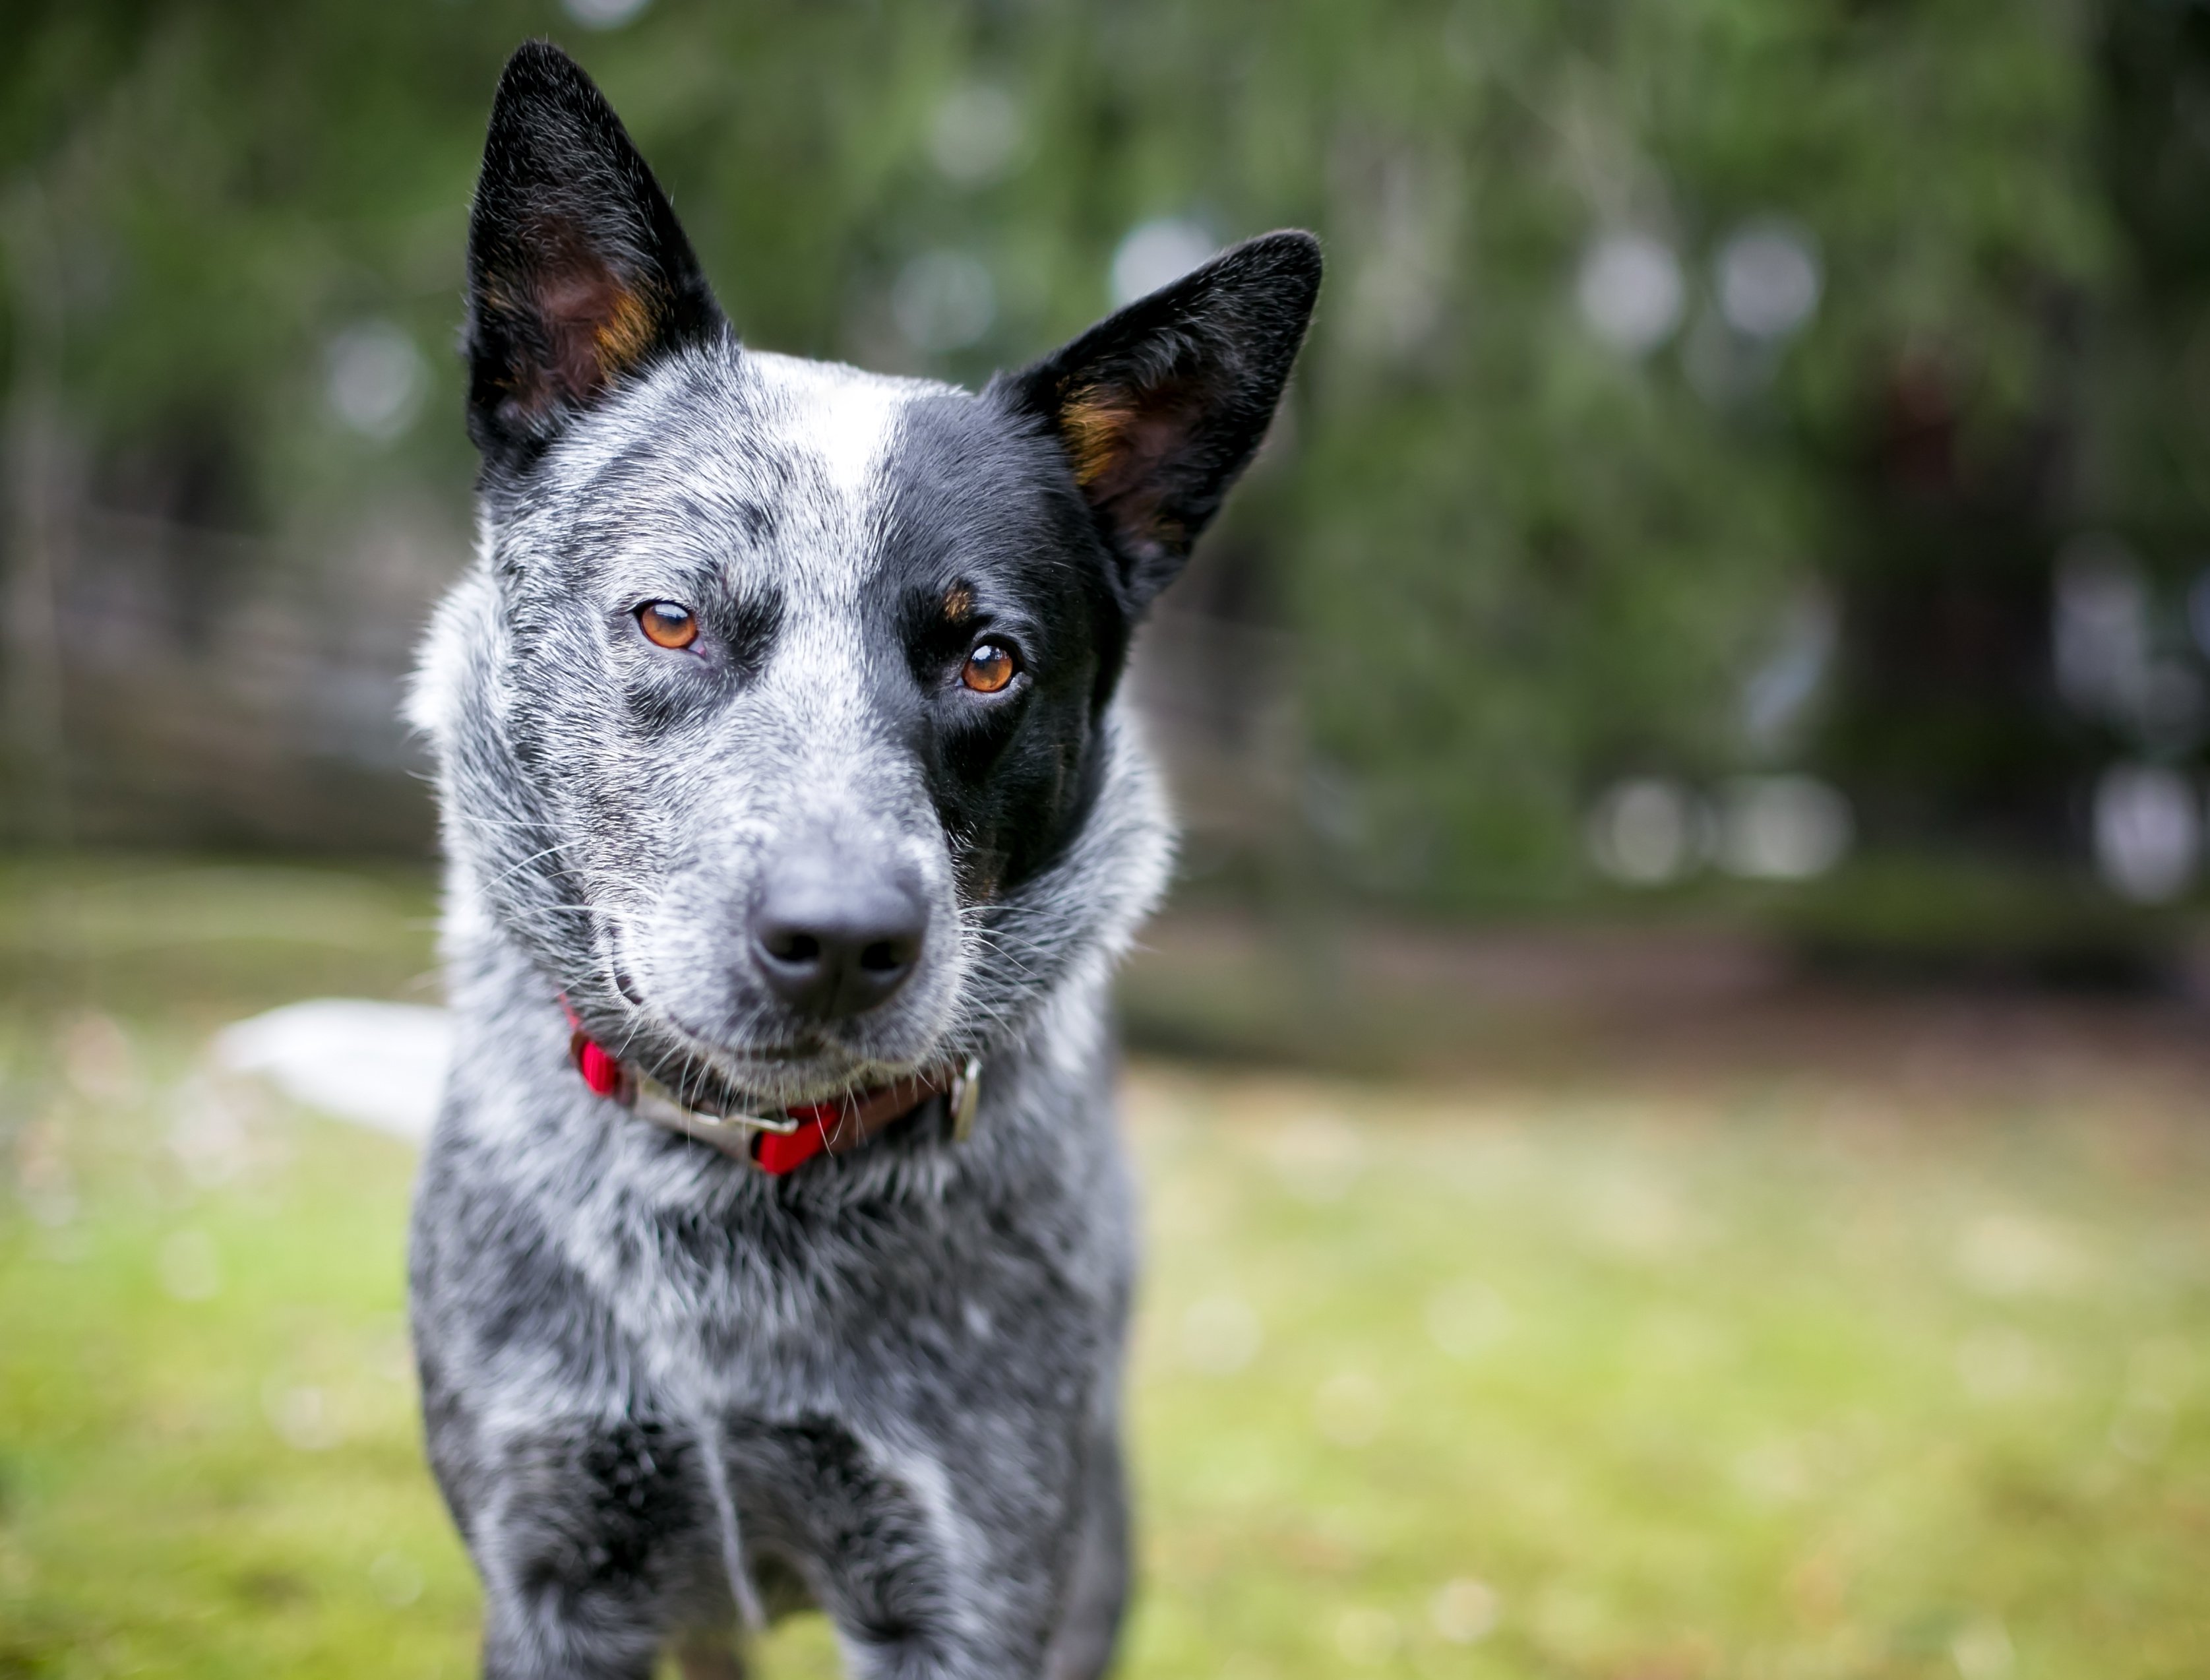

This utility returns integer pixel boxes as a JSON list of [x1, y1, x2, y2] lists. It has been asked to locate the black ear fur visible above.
[[996, 231, 1321, 609], [464, 41, 724, 476]]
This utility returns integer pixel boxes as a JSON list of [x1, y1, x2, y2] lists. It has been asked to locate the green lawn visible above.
[[1, 858, 2206, 1678]]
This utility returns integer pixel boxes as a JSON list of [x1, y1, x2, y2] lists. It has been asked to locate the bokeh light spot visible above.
[[1716, 775, 1852, 881], [1111, 218, 1217, 307], [1715, 220, 1821, 340], [1430, 1576, 1500, 1643], [929, 84, 1022, 186], [2092, 764, 2198, 902], [561, 0, 652, 29], [325, 321, 425, 441], [1576, 231, 1684, 355], [892, 251, 997, 353]]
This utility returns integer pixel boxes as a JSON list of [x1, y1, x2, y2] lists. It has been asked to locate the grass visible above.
[[1, 856, 2207, 1678]]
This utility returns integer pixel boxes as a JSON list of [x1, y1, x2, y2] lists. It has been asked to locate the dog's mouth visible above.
[[625, 1002, 935, 1112], [721, 1038, 828, 1065]]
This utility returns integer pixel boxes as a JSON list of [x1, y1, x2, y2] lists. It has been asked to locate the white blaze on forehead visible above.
[[745, 350, 929, 509]]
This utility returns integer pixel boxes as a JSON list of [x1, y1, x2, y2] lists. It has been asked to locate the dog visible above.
[[407, 41, 1318, 1680]]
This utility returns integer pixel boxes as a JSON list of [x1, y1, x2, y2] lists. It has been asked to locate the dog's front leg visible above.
[[1042, 1421, 1130, 1680], [719, 1413, 1075, 1680], [454, 1410, 727, 1680], [832, 1626, 1050, 1680]]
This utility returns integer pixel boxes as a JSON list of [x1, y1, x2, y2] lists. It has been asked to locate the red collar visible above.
[[560, 1000, 979, 1175]]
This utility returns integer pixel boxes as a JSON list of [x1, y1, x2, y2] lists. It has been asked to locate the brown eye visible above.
[[961, 641, 1018, 695], [638, 602, 698, 650]]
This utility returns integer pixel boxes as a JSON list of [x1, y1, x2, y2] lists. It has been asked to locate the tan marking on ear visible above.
[[524, 217, 665, 403], [1060, 390, 1138, 488], [942, 583, 975, 623], [592, 281, 658, 379]]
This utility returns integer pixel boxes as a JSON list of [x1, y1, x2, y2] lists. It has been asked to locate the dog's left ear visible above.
[[997, 231, 1321, 610], [464, 41, 725, 477]]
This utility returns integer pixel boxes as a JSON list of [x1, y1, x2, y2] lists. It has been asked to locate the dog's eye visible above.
[[962, 641, 1018, 695], [638, 602, 698, 650]]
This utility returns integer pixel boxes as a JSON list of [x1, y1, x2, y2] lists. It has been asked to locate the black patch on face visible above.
[[871, 394, 1128, 901]]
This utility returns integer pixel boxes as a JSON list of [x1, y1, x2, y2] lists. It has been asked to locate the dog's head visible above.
[[414, 43, 1318, 1104]]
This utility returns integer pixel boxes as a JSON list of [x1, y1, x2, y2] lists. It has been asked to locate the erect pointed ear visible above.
[[463, 41, 725, 476], [995, 231, 1320, 609]]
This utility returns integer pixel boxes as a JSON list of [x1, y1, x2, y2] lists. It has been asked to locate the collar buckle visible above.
[[633, 1073, 804, 1140], [948, 1056, 981, 1142]]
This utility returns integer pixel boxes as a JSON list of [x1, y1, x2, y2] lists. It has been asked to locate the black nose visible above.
[[749, 859, 927, 1020]]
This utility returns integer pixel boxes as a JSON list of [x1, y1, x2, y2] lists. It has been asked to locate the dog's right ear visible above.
[[464, 41, 725, 476]]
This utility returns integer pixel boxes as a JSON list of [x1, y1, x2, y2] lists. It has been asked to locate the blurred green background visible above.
[[6, 3, 2210, 1677], [13, 0, 2210, 937]]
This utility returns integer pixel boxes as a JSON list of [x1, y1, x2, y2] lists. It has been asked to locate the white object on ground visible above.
[[212, 999, 452, 1142]]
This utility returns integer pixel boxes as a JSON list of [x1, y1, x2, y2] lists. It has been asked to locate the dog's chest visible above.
[[491, 1069, 1131, 1410]]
